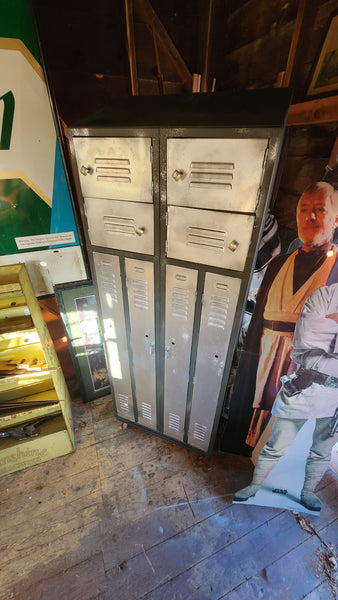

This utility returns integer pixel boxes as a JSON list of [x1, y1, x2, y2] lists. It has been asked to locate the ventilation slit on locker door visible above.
[[187, 226, 226, 250], [103, 216, 136, 237], [189, 161, 234, 190], [171, 287, 190, 319], [119, 394, 130, 412], [193, 423, 207, 442], [95, 157, 131, 183], [207, 295, 229, 329], [131, 278, 149, 310], [142, 402, 152, 420], [168, 413, 180, 433], [100, 269, 118, 303]]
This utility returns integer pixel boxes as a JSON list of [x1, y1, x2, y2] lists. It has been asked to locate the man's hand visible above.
[[326, 312, 338, 323]]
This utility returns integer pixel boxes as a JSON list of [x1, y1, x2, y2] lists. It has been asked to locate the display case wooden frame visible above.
[[55, 281, 110, 403]]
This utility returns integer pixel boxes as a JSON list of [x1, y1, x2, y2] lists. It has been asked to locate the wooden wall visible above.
[[211, 0, 338, 250]]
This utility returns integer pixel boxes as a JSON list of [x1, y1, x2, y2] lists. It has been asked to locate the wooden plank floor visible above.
[[0, 299, 337, 600], [1, 392, 337, 600]]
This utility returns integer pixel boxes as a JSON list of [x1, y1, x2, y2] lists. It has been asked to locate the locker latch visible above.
[[172, 169, 186, 181], [228, 240, 239, 252], [80, 165, 92, 176]]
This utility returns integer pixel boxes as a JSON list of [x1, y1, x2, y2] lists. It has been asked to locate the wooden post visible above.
[[282, 0, 307, 87], [201, 0, 215, 93], [124, 0, 139, 96]]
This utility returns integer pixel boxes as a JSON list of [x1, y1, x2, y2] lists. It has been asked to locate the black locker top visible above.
[[69, 88, 293, 133]]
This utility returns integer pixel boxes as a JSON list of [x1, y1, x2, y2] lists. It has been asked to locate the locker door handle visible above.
[[217, 361, 225, 377], [172, 169, 186, 181], [135, 227, 145, 236], [80, 165, 92, 176]]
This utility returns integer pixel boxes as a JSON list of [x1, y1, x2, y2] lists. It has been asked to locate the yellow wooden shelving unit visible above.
[[0, 264, 75, 476]]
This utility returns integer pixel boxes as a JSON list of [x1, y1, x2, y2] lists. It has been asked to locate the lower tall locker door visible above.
[[93, 252, 135, 422], [125, 258, 157, 430], [163, 265, 198, 441], [187, 273, 241, 452]]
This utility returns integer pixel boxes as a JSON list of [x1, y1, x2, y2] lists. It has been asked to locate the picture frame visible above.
[[307, 14, 338, 96], [54, 280, 110, 402]]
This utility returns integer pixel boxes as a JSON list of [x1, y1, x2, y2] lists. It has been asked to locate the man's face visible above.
[[297, 188, 338, 249]]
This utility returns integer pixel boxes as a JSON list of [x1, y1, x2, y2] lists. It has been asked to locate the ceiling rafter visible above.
[[132, 0, 193, 92]]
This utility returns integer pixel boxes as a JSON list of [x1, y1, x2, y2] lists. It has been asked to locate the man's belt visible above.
[[263, 319, 295, 332], [281, 366, 338, 397], [297, 366, 338, 389]]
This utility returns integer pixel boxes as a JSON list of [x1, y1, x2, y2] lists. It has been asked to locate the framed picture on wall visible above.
[[307, 14, 338, 96], [55, 280, 110, 402]]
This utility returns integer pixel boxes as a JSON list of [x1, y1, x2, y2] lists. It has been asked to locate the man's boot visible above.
[[300, 461, 329, 512], [234, 456, 276, 501]]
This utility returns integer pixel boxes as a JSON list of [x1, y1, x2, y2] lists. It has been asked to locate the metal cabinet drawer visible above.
[[167, 137, 268, 212], [73, 136, 153, 202]]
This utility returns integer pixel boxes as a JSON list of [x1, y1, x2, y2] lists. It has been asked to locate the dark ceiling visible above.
[[30, 0, 338, 127]]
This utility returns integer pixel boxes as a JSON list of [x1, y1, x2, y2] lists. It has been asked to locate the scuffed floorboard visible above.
[[0, 394, 337, 600]]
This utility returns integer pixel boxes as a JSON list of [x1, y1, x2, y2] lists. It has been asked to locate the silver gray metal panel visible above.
[[85, 197, 154, 254], [92, 252, 134, 422], [187, 273, 241, 451], [163, 265, 198, 441], [167, 206, 254, 271], [73, 137, 153, 202], [167, 138, 268, 212], [125, 258, 157, 429]]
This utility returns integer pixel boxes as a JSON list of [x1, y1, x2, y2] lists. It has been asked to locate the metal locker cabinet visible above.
[[68, 90, 291, 454]]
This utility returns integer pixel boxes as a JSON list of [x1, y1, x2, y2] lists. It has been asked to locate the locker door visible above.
[[93, 252, 134, 422], [73, 137, 153, 202], [167, 137, 268, 212], [163, 265, 198, 441], [187, 273, 241, 451], [167, 206, 254, 271], [125, 258, 157, 429], [84, 197, 154, 254]]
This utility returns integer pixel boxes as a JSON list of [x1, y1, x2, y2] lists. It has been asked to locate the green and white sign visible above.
[[0, 0, 87, 294]]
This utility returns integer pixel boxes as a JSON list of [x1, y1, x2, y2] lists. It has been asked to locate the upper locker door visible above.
[[167, 137, 268, 212], [166, 137, 268, 271], [73, 137, 154, 254]]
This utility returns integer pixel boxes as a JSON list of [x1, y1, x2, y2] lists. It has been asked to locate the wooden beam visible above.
[[287, 95, 338, 126], [133, 0, 193, 91], [125, 0, 139, 95], [282, 0, 307, 87], [201, 0, 215, 93]]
